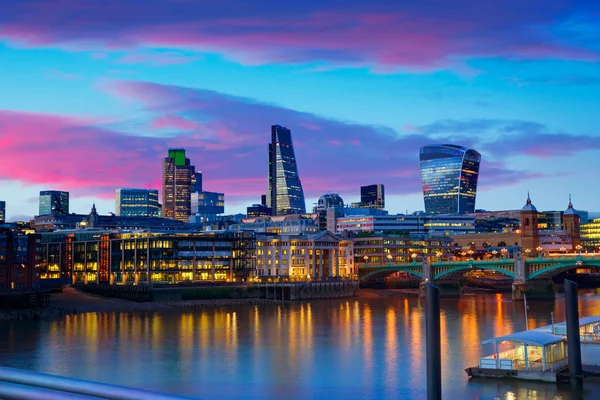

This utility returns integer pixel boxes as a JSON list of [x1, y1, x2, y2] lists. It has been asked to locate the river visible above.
[[2, 291, 600, 399]]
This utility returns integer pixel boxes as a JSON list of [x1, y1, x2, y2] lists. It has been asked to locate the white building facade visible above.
[[256, 231, 354, 279]]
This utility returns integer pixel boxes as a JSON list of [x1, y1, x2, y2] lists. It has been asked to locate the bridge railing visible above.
[[0, 366, 196, 400]]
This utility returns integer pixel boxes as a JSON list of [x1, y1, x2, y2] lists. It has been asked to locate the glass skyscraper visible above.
[[268, 125, 306, 215], [115, 189, 160, 217], [39, 190, 69, 216], [162, 149, 195, 222], [419, 144, 481, 214]]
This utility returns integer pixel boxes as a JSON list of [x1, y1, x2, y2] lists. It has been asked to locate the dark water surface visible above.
[[3, 291, 600, 399]]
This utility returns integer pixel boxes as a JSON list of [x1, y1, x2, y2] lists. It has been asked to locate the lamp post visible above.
[[536, 246, 543, 259], [467, 250, 474, 260], [560, 247, 566, 255], [492, 250, 498, 259], [576, 245, 582, 255], [501, 248, 507, 259], [525, 248, 531, 259], [435, 251, 442, 264], [460, 252, 466, 261], [411, 253, 417, 264], [363, 255, 368, 267], [387, 254, 393, 266]]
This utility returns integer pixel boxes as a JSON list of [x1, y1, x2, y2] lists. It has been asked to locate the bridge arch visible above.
[[434, 265, 516, 280], [360, 268, 424, 282], [528, 262, 600, 280]]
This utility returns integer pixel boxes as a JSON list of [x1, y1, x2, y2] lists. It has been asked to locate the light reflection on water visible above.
[[2, 291, 600, 399]]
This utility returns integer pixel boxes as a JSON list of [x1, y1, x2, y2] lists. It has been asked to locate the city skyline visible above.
[[1, 1, 600, 220]]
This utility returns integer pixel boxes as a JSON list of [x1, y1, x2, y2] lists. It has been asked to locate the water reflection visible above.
[[1, 293, 600, 399]]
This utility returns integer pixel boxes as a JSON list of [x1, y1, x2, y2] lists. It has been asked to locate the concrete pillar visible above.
[[512, 281, 527, 301], [319, 249, 323, 278], [335, 249, 340, 277]]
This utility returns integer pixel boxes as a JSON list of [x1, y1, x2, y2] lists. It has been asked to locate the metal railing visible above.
[[0, 366, 196, 400]]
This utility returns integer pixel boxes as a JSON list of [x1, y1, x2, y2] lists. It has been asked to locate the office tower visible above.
[[0, 201, 5, 223], [267, 125, 306, 215], [360, 184, 385, 209], [162, 149, 195, 222], [192, 171, 203, 193], [115, 189, 160, 217], [261, 194, 267, 207], [39, 191, 69, 216], [190, 191, 225, 223], [419, 144, 481, 214]]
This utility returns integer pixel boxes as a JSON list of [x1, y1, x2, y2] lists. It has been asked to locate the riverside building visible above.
[[38, 230, 256, 285], [255, 231, 354, 279]]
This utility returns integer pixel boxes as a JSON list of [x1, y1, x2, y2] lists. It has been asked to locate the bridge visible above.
[[358, 253, 600, 300]]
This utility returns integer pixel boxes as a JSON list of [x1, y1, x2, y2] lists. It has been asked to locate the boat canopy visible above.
[[481, 330, 565, 347], [533, 315, 600, 335]]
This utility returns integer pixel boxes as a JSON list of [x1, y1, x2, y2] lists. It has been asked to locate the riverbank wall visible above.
[[72, 280, 360, 302]]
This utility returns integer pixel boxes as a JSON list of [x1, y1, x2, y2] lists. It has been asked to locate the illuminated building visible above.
[[581, 219, 600, 251], [189, 191, 225, 223], [267, 125, 306, 215], [0, 227, 42, 291], [419, 144, 481, 214], [231, 214, 319, 235], [0, 201, 5, 223], [39, 190, 69, 216], [162, 148, 196, 222], [353, 235, 452, 265], [39, 230, 256, 284], [246, 204, 272, 217], [360, 184, 385, 209], [115, 189, 160, 217], [255, 231, 354, 278], [336, 214, 475, 236], [315, 194, 345, 231]]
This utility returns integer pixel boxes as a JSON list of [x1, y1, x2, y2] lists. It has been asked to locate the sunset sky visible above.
[[1, 0, 599, 220]]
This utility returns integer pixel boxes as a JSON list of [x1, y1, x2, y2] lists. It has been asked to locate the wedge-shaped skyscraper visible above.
[[420, 144, 481, 214], [268, 125, 306, 215]]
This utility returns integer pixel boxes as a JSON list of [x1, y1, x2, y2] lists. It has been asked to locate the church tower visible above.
[[520, 192, 539, 254], [563, 195, 581, 249]]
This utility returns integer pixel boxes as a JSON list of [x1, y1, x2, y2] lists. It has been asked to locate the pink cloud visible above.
[[150, 114, 198, 131], [0, 1, 597, 70], [118, 51, 202, 66], [0, 80, 582, 207]]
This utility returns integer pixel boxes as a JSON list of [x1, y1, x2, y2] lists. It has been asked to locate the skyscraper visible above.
[[162, 149, 195, 222], [360, 184, 385, 209], [39, 190, 69, 216], [115, 188, 161, 217], [267, 125, 306, 215], [0, 201, 5, 223], [419, 144, 481, 214]]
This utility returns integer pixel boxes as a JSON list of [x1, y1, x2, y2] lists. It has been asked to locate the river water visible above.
[[2, 291, 600, 400]]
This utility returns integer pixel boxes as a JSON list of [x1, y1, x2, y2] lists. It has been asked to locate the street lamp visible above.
[[560, 247, 566, 255], [525, 249, 531, 258], [363, 255, 368, 267], [411, 253, 417, 263], [576, 245, 583, 255], [501, 248, 508, 259], [467, 250, 474, 260], [387, 254, 393, 266], [492, 250, 498, 259]]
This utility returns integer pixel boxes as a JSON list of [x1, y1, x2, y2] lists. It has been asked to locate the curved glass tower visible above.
[[419, 144, 481, 214], [268, 125, 306, 215]]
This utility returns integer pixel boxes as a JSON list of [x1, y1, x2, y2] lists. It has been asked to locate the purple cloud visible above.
[[0, 79, 589, 206], [1, 1, 598, 70]]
